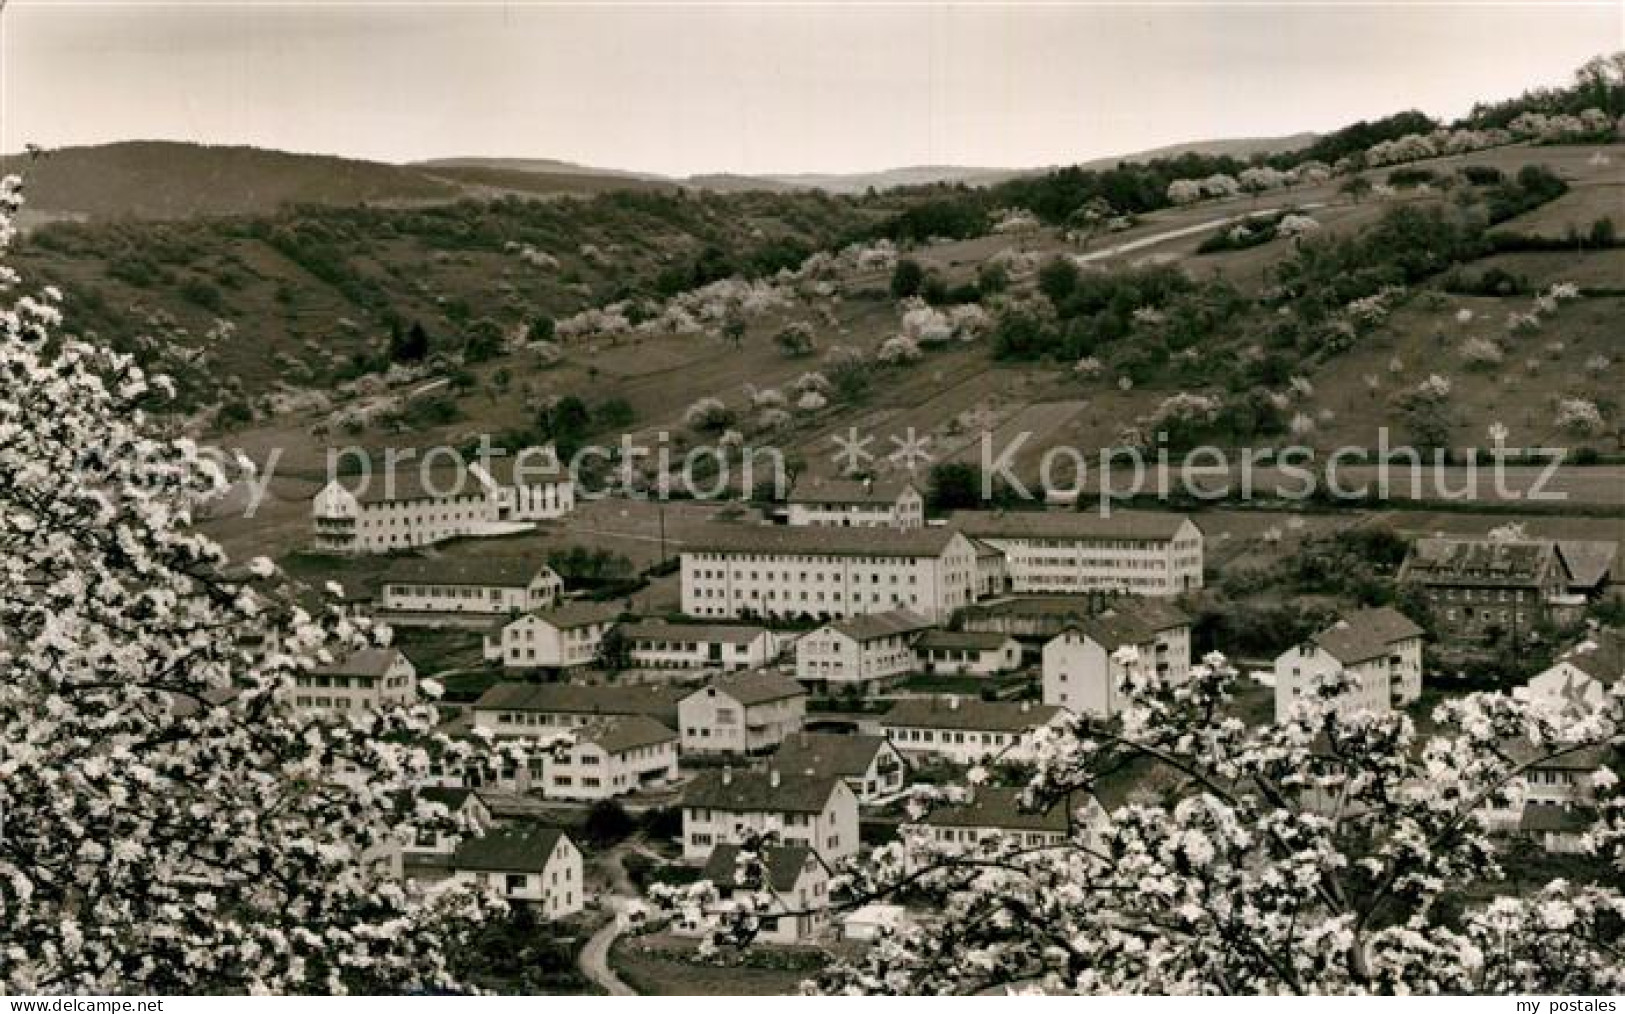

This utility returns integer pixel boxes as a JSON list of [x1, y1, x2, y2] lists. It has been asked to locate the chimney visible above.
[[948, 695, 960, 711], [770, 769, 782, 788], [722, 766, 733, 786], [1021, 701, 1031, 713]]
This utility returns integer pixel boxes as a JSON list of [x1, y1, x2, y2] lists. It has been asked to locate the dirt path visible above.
[[577, 842, 643, 996]]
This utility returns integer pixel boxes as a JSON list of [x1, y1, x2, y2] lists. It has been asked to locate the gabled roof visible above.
[[954, 509, 1194, 542], [1053, 601, 1193, 650], [1556, 540, 1618, 590], [341, 464, 488, 506], [683, 769, 843, 814], [914, 629, 1018, 652], [701, 843, 823, 894], [692, 671, 806, 708], [383, 555, 558, 589], [1312, 608, 1424, 666], [827, 608, 934, 642], [685, 523, 963, 558], [920, 786, 1070, 834], [882, 697, 1063, 733], [472, 447, 567, 487], [789, 478, 917, 506], [775, 732, 894, 779], [1504, 741, 1612, 771], [620, 621, 770, 646], [474, 683, 686, 725], [451, 825, 568, 873], [1519, 802, 1595, 834], [1401, 538, 1559, 588], [578, 715, 678, 754], [313, 647, 407, 678], [1557, 629, 1624, 684], [509, 601, 621, 631]]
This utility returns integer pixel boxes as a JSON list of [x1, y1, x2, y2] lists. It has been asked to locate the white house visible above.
[[881, 698, 1068, 766], [290, 648, 416, 716], [620, 621, 781, 672], [380, 556, 563, 617], [447, 825, 584, 919], [687, 844, 833, 944], [956, 510, 1204, 596], [914, 629, 1023, 677], [774, 732, 908, 804], [794, 609, 934, 695], [394, 787, 492, 881], [489, 601, 620, 669], [311, 447, 572, 554], [1272, 607, 1424, 723], [1516, 629, 1622, 719], [786, 478, 925, 530], [541, 715, 679, 801], [678, 672, 807, 755], [1041, 603, 1192, 716], [472, 683, 686, 736], [682, 768, 859, 864], [680, 525, 979, 624], [1481, 742, 1609, 848], [918, 786, 1103, 852]]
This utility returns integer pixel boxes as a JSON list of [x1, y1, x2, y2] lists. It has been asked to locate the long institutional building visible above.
[[680, 509, 1203, 624]]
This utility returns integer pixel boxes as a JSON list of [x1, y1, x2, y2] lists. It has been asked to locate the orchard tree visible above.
[[0, 177, 529, 993], [653, 652, 1625, 994]]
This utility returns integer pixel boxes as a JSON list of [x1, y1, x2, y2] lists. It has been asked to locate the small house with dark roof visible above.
[[786, 477, 924, 530], [541, 715, 679, 802], [1481, 741, 1612, 835], [447, 825, 584, 918], [379, 555, 563, 618], [1517, 628, 1624, 718], [1040, 601, 1193, 716], [678, 671, 807, 755], [681, 767, 859, 863], [1272, 608, 1424, 723], [881, 697, 1068, 766], [394, 786, 492, 879], [488, 601, 621, 669], [914, 629, 1023, 677], [620, 620, 781, 672], [681, 843, 834, 944], [290, 647, 416, 716], [1518, 802, 1596, 854], [794, 608, 934, 695], [775, 732, 907, 803]]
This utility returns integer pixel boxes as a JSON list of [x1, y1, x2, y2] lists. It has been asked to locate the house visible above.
[[955, 510, 1203, 596], [1481, 742, 1610, 835], [1272, 608, 1425, 722], [1516, 628, 1623, 719], [972, 539, 1011, 598], [541, 715, 679, 801], [488, 601, 620, 669], [678, 672, 807, 755], [1398, 537, 1589, 642], [394, 787, 492, 880], [447, 825, 585, 918], [917, 786, 1100, 852], [961, 594, 1189, 653], [289, 648, 416, 716], [1041, 602, 1193, 715], [914, 629, 1023, 677], [310, 447, 572, 553], [794, 609, 934, 695], [786, 478, 925, 530], [881, 698, 1068, 765], [1518, 802, 1597, 854], [682, 768, 859, 863], [774, 732, 908, 804], [620, 621, 781, 672], [680, 525, 979, 623], [379, 556, 563, 618], [682, 844, 833, 944], [472, 682, 686, 736]]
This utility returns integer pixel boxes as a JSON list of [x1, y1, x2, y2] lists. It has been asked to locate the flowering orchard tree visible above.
[[659, 653, 1624, 994], [0, 178, 523, 993]]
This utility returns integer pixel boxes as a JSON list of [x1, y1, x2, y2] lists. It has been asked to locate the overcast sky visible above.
[[1, 0, 1617, 175]]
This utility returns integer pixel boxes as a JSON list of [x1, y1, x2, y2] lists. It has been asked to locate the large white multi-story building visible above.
[[1272, 607, 1424, 722], [311, 447, 574, 554], [786, 479, 925, 530], [956, 511, 1203, 596], [881, 698, 1068, 765], [678, 672, 807, 755], [680, 526, 979, 624], [290, 648, 417, 716], [619, 621, 782, 672], [1041, 602, 1192, 715], [682, 768, 860, 864], [380, 556, 563, 618], [794, 609, 934, 695], [488, 601, 620, 670]]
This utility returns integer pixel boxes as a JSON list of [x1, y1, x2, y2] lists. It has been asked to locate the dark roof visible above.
[[451, 825, 569, 873], [775, 732, 894, 778], [694, 671, 806, 707], [828, 609, 934, 642], [312, 648, 408, 678], [701, 843, 822, 893], [1556, 540, 1618, 590], [578, 715, 678, 754], [954, 509, 1194, 542], [339, 464, 487, 506], [1055, 601, 1193, 650], [418, 786, 476, 810], [1520, 803, 1595, 834], [383, 556, 557, 589], [1402, 538, 1559, 588], [474, 683, 685, 725], [920, 787, 1070, 834], [1557, 629, 1625, 684], [789, 478, 918, 506], [471, 447, 567, 486], [1312, 608, 1424, 666], [1505, 741, 1612, 770], [914, 629, 1018, 652], [882, 697, 1063, 733], [512, 601, 621, 631], [620, 620, 770, 645], [972, 595, 1188, 626], [683, 769, 843, 814], [685, 523, 962, 558]]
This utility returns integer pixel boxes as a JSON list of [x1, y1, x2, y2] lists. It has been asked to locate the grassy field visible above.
[[610, 936, 826, 996]]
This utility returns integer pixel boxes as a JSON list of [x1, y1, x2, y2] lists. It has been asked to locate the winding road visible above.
[[577, 843, 642, 995]]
